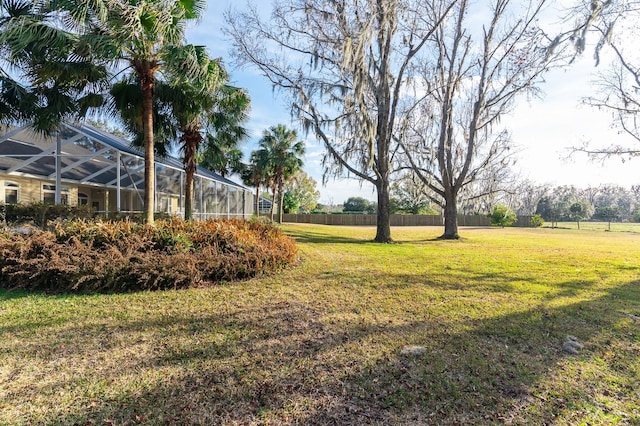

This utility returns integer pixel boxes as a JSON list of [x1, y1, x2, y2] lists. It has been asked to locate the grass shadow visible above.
[[298, 279, 640, 424], [285, 227, 378, 244], [0, 289, 32, 300], [3, 223, 639, 424], [5, 278, 637, 425]]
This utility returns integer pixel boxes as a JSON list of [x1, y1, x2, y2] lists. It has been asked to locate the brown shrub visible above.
[[0, 218, 297, 293]]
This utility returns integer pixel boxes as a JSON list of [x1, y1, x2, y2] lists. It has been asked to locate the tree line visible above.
[[226, 0, 639, 241], [1, 0, 637, 237], [334, 180, 640, 228]]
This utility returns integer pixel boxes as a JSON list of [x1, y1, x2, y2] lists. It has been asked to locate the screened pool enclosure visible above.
[[0, 123, 255, 219]]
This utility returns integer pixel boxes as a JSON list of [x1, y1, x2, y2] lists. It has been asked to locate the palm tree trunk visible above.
[[277, 177, 285, 223], [185, 169, 194, 220], [254, 185, 260, 216], [269, 185, 277, 221], [183, 133, 199, 221], [140, 72, 155, 224]]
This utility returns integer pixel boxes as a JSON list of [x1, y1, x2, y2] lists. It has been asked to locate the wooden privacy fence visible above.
[[282, 214, 534, 227]]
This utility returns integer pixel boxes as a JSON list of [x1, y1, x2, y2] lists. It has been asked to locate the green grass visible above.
[[544, 221, 640, 233], [1, 224, 639, 425]]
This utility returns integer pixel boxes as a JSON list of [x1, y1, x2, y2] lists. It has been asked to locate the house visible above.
[[0, 122, 255, 219], [258, 196, 273, 215]]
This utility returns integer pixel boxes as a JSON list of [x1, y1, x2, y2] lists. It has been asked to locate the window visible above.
[[4, 181, 19, 204], [42, 184, 69, 205], [78, 193, 88, 206]]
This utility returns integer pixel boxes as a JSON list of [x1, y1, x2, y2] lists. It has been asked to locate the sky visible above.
[[186, 1, 639, 205]]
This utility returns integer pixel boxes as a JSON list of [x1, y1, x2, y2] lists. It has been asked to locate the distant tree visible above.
[[595, 206, 621, 231], [198, 85, 251, 177], [591, 184, 636, 221], [536, 186, 592, 228], [199, 144, 244, 177], [530, 214, 544, 228], [282, 191, 301, 214], [578, 185, 602, 210], [283, 171, 320, 214], [504, 180, 551, 216], [536, 195, 570, 228], [488, 205, 517, 228], [243, 150, 273, 217], [569, 202, 590, 229], [390, 176, 438, 215], [455, 158, 519, 216], [343, 197, 374, 214], [311, 203, 329, 214]]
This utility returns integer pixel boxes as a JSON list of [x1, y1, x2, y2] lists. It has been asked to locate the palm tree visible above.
[[0, 0, 107, 133], [110, 53, 250, 221], [255, 125, 305, 223], [1, 0, 210, 223], [199, 143, 244, 177], [169, 80, 250, 221], [198, 84, 251, 178], [100, 1, 209, 223], [243, 149, 273, 217]]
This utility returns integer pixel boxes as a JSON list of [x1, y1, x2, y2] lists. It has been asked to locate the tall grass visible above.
[[1, 224, 638, 425]]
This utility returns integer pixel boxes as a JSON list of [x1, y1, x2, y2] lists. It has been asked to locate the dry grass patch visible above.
[[1, 224, 638, 425]]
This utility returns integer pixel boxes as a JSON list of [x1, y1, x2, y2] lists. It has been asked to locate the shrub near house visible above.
[[0, 218, 297, 293]]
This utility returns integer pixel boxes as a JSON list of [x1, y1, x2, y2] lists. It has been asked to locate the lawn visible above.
[[1, 224, 639, 425], [544, 221, 640, 233]]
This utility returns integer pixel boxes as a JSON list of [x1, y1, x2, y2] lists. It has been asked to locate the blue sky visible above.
[[186, 1, 640, 204]]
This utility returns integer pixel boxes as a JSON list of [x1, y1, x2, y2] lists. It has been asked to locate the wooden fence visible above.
[[282, 214, 534, 227]]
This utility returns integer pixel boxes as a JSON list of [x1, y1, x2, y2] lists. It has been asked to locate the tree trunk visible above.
[[254, 185, 260, 217], [184, 171, 194, 220], [140, 69, 155, 224], [277, 177, 285, 224], [269, 185, 277, 221], [183, 133, 199, 221], [440, 195, 460, 239], [374, 178, 392, 243]]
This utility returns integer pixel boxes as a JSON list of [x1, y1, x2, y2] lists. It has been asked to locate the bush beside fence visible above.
[[282, 214, 534, 227]]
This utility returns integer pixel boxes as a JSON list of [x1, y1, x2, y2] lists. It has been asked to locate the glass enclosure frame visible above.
[[0, 123, 255, 219]]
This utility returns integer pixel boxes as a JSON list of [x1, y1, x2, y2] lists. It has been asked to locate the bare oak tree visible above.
[[399, 0, 565, 239], [225, 0, 454, 242], [567, 0, 640, 159]]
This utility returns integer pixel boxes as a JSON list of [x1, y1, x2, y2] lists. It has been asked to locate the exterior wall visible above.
[[1, 172, 254, 219], [156, 192, 180, 215], [0, 177, 127, 209], [1, 175, 78, 205]]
